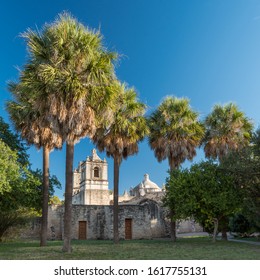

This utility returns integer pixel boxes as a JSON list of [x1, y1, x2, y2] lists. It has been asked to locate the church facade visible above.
[[47, 150, 202, 240]]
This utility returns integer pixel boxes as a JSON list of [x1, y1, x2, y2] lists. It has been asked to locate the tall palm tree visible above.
[[148, 96, 204, 241], [202, 102, 253, 240], [20, 13, 117, 252], [6, 83, 63, 247], [203, 103, 253, 160], [92, 81, 148, 244]]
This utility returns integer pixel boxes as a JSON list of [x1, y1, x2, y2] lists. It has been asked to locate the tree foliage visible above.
[[0, 118, 61, 241], [148, 96, 204, 169], [93, 81, 148, 163], [165, 160, 242, 241], [202, 103, 253, 160], [19, 12, 117, 145], [220, 129, 260, 231], [0, 139, 21, 195], [0, 116, 29, 166], [0, 139, 40, 240]]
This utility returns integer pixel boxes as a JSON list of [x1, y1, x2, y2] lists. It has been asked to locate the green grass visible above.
[[0, 237, 259, 260], [234, 236, 260, 242]]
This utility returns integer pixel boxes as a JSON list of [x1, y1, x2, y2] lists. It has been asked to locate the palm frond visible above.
[[148, 96, 204, 169]]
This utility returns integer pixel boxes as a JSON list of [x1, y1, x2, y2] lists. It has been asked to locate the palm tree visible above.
[[203, 103, 253, 160], [19, 13, 117, 252], [92, 81, 148, 244], [6, 83, 63, 246], [148, 96, 204, 241], [202, 102, 253, 240]]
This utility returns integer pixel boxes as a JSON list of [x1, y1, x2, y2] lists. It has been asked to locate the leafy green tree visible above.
[[0, 116, 29, 166], [15, 13, 117, 252], [0, 117, 61, 241], [165, 160, 242, 242], [148, 96, 204, 241], [220, 129, 260, 231], [0, 139, 20, 194], [49, 195, 63, 205], [164, 168, 195, 220], [0, 139, 41, 241], [93, 81, 148, 244]]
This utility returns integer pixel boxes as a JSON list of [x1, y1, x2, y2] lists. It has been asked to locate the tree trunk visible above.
[[62, 143, 74, 253], [221, 216, 229, 240], [40, 146, 49, 246], [170, 210, 177, 242], [113, 156, 120, 244], [221, 230, 228, 240], [169, 159, 177, 242], [212, 218, 219, 242]]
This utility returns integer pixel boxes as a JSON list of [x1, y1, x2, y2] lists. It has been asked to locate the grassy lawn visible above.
[[0, 237, 259, 260], [233, 236, 260, 242]]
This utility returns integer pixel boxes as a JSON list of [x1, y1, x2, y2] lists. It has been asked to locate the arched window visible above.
[[94, 167, 100, 178]]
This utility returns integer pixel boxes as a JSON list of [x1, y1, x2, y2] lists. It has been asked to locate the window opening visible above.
[[94, 167, 99, 178]]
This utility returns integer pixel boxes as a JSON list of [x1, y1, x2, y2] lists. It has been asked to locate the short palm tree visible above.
[[6, 82, 63, 246], [20, 13, 117, 252], [202, 102, 253, 240], [203, 103, 253, 160], [148, 96, 204, 241], [92, 81, 148, 244]]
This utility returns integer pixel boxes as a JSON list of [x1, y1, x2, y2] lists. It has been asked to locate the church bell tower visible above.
[[72, 149, 110, 205]]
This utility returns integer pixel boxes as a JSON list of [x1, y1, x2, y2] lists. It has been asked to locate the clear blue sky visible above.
[[1, 0, 260, 199]]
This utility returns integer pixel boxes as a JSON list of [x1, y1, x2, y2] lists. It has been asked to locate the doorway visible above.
[[125, 218, 132, 240], [78, 221, 87, 239]]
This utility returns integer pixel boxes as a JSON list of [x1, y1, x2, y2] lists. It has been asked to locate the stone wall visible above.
[[48, 205, 63, 240], [84, 189, 111, 205], [72, 189, 111, 205], [47, 201, 168, 240]]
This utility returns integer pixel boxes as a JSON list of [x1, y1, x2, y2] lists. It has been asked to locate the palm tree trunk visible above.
[[219, 157, 228, 241], [40, 146, 49, 246], [113, 155, 120, 244], [62, 143, 74, 253], [169, 158, 177, 242]]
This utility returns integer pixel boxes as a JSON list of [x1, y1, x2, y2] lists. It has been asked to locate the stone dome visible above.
[[129, 174, 161, 197], [142, 174, 161, 191]]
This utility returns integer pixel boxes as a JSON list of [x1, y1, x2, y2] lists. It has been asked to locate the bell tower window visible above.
[[94, 167, 100, 178]]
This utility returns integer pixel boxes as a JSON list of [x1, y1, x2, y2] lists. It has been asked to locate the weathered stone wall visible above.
[[72, 189, 111, 205], [179, 219, 203, 233], [84, 189, 111, 205], [3, 218, 41, 241], [47, 202, 168, 240], [48, 204, 63, 240]]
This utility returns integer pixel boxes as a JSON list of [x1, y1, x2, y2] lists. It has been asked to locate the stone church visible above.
[[47, 149, 202, 240]]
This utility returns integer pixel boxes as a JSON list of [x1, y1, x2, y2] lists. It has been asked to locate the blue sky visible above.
[[1, 0, 260, 199]]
